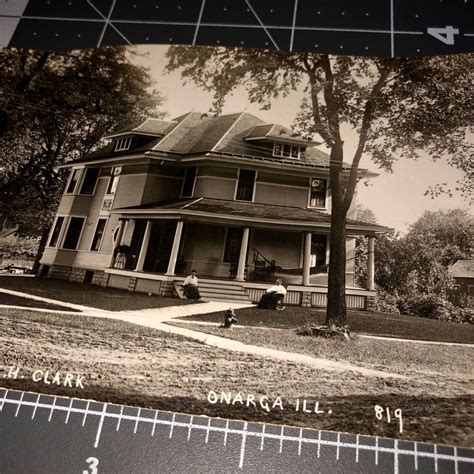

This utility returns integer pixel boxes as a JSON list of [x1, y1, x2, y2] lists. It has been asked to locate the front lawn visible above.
[[178, 306, 474, 344], [1, 307, 473, 446], [0, 293, 80, 312], [170, 322, 473, 379], [0, 276, 193, 311]]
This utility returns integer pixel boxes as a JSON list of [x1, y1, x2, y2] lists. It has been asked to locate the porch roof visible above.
[[111, 198, 391, 235]]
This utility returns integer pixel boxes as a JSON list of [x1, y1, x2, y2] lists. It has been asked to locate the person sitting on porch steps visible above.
[[258, 278, 287, 310], [183, 270, 201, 300]]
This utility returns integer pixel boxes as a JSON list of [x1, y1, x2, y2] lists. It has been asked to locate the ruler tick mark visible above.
[[356, 434, 360, 462], [188, 415, 194, 441], [205, 418, 211, 444], [454, 446, 458, 474], [134, 408, 141, 434], [31, 393, 40, 419], [169, 413, 176, 438], [0, 390, 9, 412], [48, 397, 57, 422], [260, 424, 265, 451], [151, 410, 158, 436], [65, 398, 73, 424], [414, 441, 418, 470], [336, 432, 340, 460], [82, 400, 90, 427], [279, 426, 284, 453], [116, 405, 123, 431], [239, 421, 248, 469], [375, 436, 379, 465], [394, 439, 399, 474], [434, 444, 438, 473], [14, 392, 24, 417], [94, 403, 107, 448], [317, 430, 321, 458], [298, 428, 303, 455], [224, 419, 229, 446]]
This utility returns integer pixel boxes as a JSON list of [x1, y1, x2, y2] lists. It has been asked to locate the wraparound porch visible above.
[[108, 217, 376, 289]]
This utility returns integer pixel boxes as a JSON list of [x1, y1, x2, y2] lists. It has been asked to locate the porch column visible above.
[[165, 220, 184, 276], [302, 232, 312, 286], [367, 236, 375, 290], [236, 227, 250, 281], [134, 220, 152, 272], [108, 219, 126, 267]]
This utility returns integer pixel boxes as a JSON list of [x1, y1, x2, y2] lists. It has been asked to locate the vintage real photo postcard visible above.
[[0, 44, 472, 448]]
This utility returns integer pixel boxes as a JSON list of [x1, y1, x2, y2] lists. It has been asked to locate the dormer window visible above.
[[273, 143, 301, 159], [115, 137, 132, 152]]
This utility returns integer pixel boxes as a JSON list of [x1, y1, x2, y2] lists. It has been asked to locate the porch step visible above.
[[173, 280, 251, 303]]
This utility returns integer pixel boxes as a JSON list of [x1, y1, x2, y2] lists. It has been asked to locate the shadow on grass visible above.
[[0, 276, 194, 311], [178, 307, 474, 344], [2, 379, 472, 447]]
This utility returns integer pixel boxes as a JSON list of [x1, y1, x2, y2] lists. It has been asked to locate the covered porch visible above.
[[104, 198, 387, 308]]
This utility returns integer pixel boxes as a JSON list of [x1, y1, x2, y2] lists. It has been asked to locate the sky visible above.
[[132, 46, 470, 233]]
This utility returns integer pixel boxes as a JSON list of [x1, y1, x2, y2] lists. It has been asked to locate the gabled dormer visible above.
[[105, 118, 177, 153], [244, 123, 321, 160]]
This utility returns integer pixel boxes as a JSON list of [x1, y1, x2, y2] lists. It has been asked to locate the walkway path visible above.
[[1, 288, 405, 378]]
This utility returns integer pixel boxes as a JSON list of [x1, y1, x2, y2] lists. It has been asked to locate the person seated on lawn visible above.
[[258, 278, 287, 310], [182, 269, 201, 300]]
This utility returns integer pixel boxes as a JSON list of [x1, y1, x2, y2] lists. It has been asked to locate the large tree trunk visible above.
[[32, 225, 50, 275], [326, 204, 348, 328], [325, 142, 349, 328]]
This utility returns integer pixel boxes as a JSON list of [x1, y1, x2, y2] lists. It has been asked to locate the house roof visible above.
[[105, 118, 177, 138], [245, 123, 321, 146], [65, 111, 360, 172], [111, 197, 390, 234], [449, 260, 474, 279]]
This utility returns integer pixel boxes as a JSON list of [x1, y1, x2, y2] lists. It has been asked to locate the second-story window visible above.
[[309, 178, 327, 208], [79, 168, 100, 195], [65, 169, 81, 194], [235, 169, 256, 202], [273, 143, 301, 159], [115, 137, 132, 151], [181, 167, 197, 198]]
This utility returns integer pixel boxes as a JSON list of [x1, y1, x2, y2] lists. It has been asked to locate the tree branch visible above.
[[342, 65, 393, 213]]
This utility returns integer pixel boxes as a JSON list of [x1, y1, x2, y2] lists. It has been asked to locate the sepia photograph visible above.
[[0, 44, 472, 448]]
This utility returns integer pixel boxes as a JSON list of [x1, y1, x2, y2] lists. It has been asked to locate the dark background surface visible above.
[[0, 0, 472, 56], [1, 389, 473, 473]]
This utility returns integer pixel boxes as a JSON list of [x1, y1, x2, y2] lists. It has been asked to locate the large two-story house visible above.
[[40, 112, 389, 309]]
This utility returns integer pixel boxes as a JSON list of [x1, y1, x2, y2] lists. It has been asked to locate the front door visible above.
[[310, 234, 327, 268], [143, 221, 177, 273]]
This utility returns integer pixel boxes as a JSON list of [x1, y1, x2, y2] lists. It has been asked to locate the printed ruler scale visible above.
[[0, 389, 473, 473], [0, 0, 473, 56]]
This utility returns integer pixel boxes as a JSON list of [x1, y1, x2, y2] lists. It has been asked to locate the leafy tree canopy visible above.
[[0, 46, 164, 236]]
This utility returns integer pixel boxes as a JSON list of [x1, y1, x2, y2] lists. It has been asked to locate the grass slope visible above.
[[178, 307, 474, 344]]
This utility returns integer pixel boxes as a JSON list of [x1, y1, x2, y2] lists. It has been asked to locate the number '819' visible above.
[[374, 405, 403, 433]]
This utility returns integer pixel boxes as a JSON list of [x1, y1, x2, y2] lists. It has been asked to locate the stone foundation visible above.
[[301, 291, 312, 308], [91, 270, 109, 287], [49, 265, 72, 280], [365, 295, 376, 312]]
